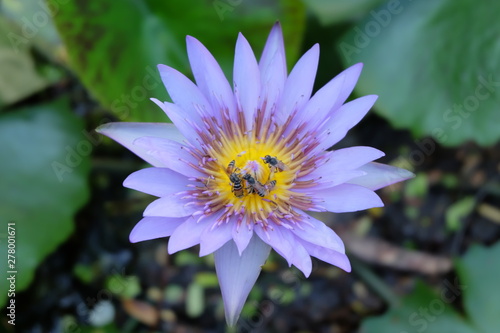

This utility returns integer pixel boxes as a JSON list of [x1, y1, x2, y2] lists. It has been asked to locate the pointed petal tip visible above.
[[401, 169, 416, 181], [185, 35, 204, 50], [349, 162, 415, 190], [128, 216, 182, 244], [342, 260, 352, 273], [352, 62, 364, 70], [341, 62, 364, 81], [345, 62, 363, 75], [95, 122, 118, 135], [263, 22, 285, 54], [361, 94, 379, 110], [226, 310, 239, 327], [311, 43, 320, 53], [268, 20, 283, 38], [129, 228, 153, 243], [150, 97, 165, 110], [122, 174, 133, 188], [215, 236, 271, 328], [94, 123, 106, 134], [129, 231, 140, 243], [167, 236, 186, 255], [167, 242, 177, 255]]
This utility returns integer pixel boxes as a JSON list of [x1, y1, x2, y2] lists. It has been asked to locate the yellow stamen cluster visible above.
[[189, 110, 318, 228], [195, 131, 304, 227]]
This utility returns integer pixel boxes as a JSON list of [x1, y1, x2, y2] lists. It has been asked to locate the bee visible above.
[[227, 160, 237, 174], [263, 155, 288, 172], [243, 174, 268, 197], [229, 173, 245, 198], [265, 180, 277, 192], [227, 160, 244, 198]]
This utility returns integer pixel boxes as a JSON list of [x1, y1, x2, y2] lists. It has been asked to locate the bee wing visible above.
[[278, 161, 289, 171]]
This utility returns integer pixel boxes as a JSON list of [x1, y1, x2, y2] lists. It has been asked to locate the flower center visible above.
[[189, 125, 312, 229], [186, 111, 321, 229], [213, 138, 294, 213]]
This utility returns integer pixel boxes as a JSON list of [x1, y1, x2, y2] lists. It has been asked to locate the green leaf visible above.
[[2, 0, 62, 57], [455, 243, 500, 333], [186, 283, 204, 318], [339, 0, 500, 146], [105, 274, 141, 299], [360, 242, 500, 333], [0, 98, 90, 307], [302, 0, 386, 25], [445, 196, 476, 231], [48, 0, 305, 123], [0, 17, 52, 107], [360, 281, 477, 333], [194, 271, 219, 288]]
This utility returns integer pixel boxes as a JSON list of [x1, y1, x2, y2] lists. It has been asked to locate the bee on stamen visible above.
[[265, 180, 277, 192], [227, 160, 244, 198], [263, 155, 288, 172], [243, 174, 268, 197], [226, 160, 236, 174]]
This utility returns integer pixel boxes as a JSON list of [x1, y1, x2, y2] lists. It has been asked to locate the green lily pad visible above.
[[2, 0, 62, 56], [48, 0, 305, 123], [455, 243, 500, 333], [360, 242, 500, 333], [0, 17, 52, 107], [339, 0, 500, 146], [0, 98, 90, 307]]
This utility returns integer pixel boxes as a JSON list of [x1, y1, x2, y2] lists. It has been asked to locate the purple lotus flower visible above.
[[97, 23, 413, 326]]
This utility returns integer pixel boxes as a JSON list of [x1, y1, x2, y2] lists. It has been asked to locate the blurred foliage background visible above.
[[0, 0, 499, 332]]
